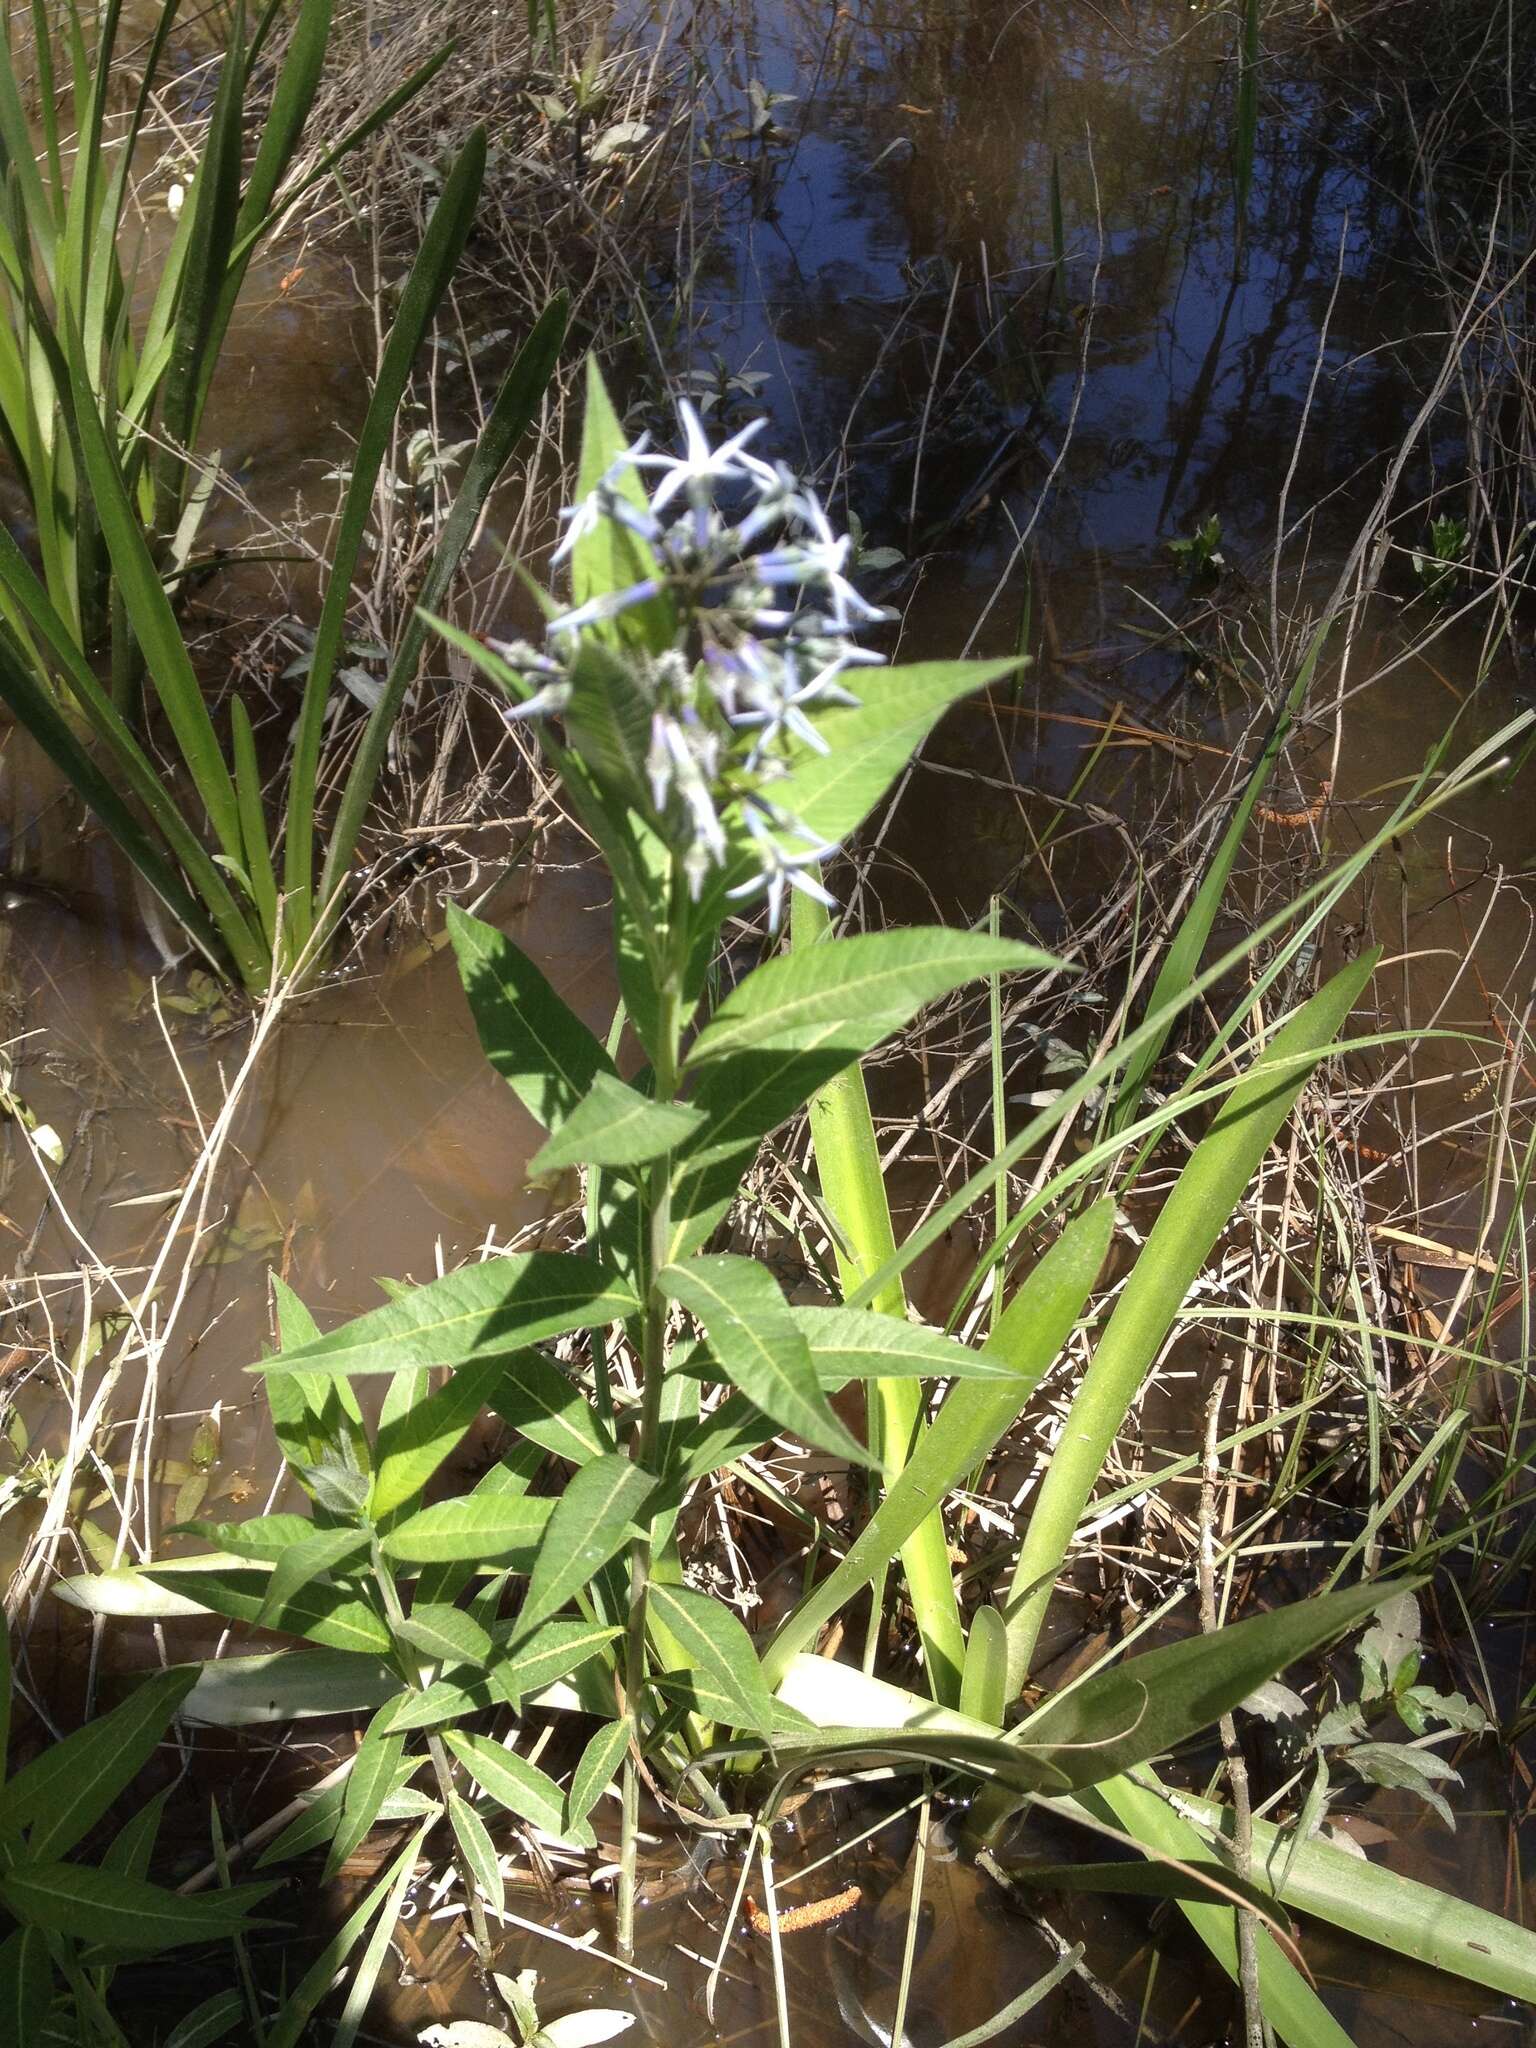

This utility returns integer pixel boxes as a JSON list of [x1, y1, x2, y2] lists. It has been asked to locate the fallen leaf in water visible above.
[[538, 2015, 635, 2048], [419, 2025, 515, 2048]]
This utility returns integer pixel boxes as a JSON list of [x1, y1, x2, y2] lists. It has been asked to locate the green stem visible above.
[[617, 883, 686, 1958], [791, 883, 966, 1704], [371, 1541, 495, 1971]]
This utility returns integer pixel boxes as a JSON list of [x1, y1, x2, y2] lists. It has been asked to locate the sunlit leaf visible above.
[[529, 1071, 703, 1175], [324, 1716, 413, 1881], [145, 1567, 393, 1655], [371, 1360, 506, 1520], [382, 1494, 553, 1569], [685, 929, 1058, 1068], [660, 1256, 868, 1466], [516, 1455, 656, 1638], [448, 1791, 505, 1918], [489, 1350, 610, 1467], [394, 1603, 494, 1670], [444, 1729, 592, 1845], [646, 1581, 773, 1739], [250, 1254, 638, 1380], [257, 1525, 370, 1627], [565, 1716, 631, 1832]]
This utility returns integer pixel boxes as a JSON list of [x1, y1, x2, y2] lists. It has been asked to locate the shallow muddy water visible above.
[[2, 0, 1534, 2041]]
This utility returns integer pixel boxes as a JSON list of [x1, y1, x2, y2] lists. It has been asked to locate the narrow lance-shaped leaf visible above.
[[394, 1603, 493, 1670], [444, 1728, 592, 1845], [530, 1070, 704, 1175], [158, 0, 248, 463], [490, 1349, 610, 1466], [1002, 953, 1379, 1692], [324, 1716, 412, 1881], [660, 1255, 870, 1468], [514, 1454, 657, 1639], [0, 1864, 276, 1953], [566, 1716, 631, 1833], [646, 1581, 774, 1740], [448, 902, 618, 1131], [489, 1617, 621, 1708], [249, 1253, 638, 1380], [256, 1525, 370, 1628], [382, 1493, 553, 1569], [2, 1665, 196, 1862], [751, 658, 1031, 859], [369, 1358, 507, 1521], [0, 1928, 51, 2043], [760, 1200, 1114, 1688], [569, 354, 674, 654], [685, 929, 1061, 1067], [791, 1306, 1028, 1384], [160, 1987, 259, 2048], [143, 1567, 394, 1656], [447, 1791, 504, 1919]]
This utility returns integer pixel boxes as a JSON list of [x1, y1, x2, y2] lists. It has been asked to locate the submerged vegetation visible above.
[[2, 0, 1536, 2044]]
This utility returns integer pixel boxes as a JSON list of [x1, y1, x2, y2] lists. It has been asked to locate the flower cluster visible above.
[[490, 403, 892, 927]]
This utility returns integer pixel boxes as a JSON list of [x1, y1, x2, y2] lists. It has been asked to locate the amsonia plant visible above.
[[53, 373, 1536, 2039]]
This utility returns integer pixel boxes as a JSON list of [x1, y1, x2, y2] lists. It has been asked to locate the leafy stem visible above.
[[616, 858, 689, 1958], [370, 1539, 496, 1972]]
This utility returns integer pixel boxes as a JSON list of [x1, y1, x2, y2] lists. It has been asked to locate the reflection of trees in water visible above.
[[690, 0, 1437, 558]]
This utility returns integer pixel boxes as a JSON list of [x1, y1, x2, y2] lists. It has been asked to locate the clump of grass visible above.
[[0, 3, 570, 988]]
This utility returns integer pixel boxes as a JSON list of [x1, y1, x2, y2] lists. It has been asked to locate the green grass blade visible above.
[[229, 696, 278, 950], [0, 631, 239, 970], [1091, 1775, 1356, 2048], [157, 1, 247, 473], [209, 38, 459, 328], [283, 127, 488, 949], [61, 318, 245, 863], [1110, 697, 1296, 1135], [262, 1825, 429, 2048], [760, 1201, 1114, 1689], [0, 524, 259, 970], [56, 0, 122, 370], [0, 28, 58, 282], [1002, 952, 1380, 1692], [189, 0, 336, 445], [791, 882, 965, 1702], [316, 291, 567, 928]]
